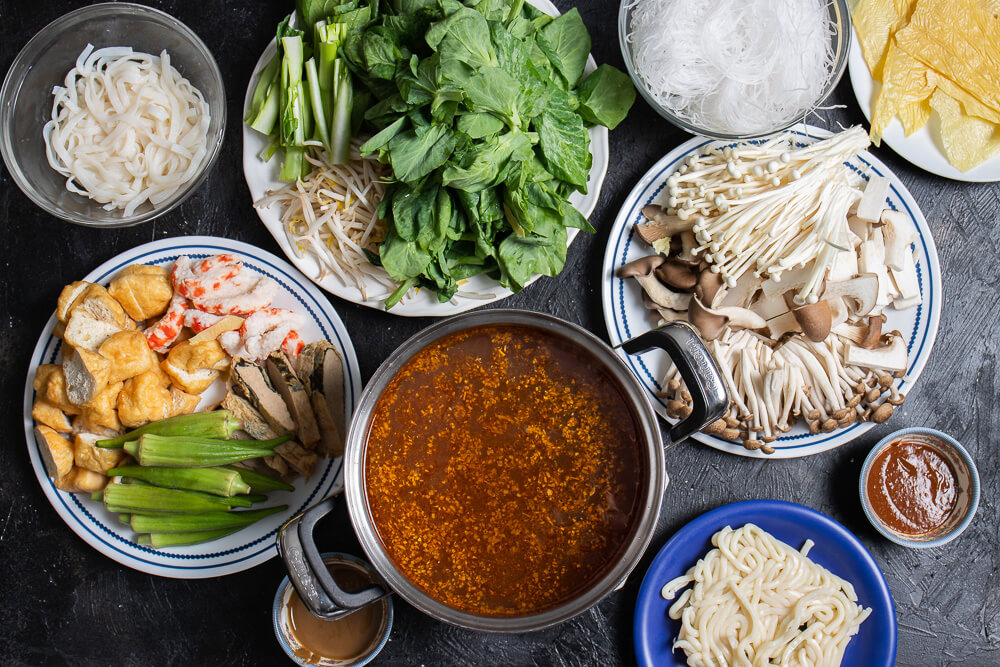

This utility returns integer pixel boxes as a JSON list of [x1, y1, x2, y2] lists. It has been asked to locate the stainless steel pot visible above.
[[279, 309, 727, 633]]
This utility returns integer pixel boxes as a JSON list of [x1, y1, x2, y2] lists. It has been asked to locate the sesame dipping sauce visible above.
[[363, 324, 646, 617], [866, 439, 957, 537]]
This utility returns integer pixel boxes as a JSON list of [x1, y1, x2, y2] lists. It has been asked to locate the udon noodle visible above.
[[661, 524, 870, 667]]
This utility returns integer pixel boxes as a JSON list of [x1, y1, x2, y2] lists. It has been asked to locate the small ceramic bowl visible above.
[[859, 427, 979, 549], [272, 552, 393, 666]]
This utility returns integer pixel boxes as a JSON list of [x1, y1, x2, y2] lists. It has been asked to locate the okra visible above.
[[129, 506, 287, 534], [118, 514, 131, 525], [103, 483, 235, 514], [97, 411, 242, 448], [107, 466, 252, 497], [221, 466, 294, 493], [123, 434, 290, 468], [115, 478, 258, 507], [137, 527, 243, 548]]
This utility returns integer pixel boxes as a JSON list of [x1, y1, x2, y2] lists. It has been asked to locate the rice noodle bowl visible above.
[[626, 0, 837, 136]]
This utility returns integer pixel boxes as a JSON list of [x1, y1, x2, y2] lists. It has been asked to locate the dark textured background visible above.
[[1, 1, 998, 665]]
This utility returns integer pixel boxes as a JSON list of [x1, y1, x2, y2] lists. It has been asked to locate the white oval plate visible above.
[[848, 26, 1000, 182], [602, 125, 942, 458], [23, 236, 360, 577], [242, 0, 609, 317]]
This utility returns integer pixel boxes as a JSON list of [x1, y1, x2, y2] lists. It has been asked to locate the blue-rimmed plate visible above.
[[602, 124, 942, 458], [22, 236, 360, 578], [634, 500, 897, 667]]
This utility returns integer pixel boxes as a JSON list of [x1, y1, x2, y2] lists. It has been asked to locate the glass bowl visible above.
[[859, 427, 980, 549], [618, 0, 851, 140], [0, 3, 225, 228]]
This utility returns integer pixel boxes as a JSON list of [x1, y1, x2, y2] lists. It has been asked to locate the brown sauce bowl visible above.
[[342, 310, 727, 632]]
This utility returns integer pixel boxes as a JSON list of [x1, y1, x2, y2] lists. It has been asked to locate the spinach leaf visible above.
[[533, 88, 591, 191], [387, 123, 456, 183], [380, 227, 432, 281], [456, 112, 505, 139], [498, 224, 567, 290], [390, 183, 437, 241], [441, 131, 532, 191], [535, 8, 590, 88], [576, 64, 636, 130], [359, 116, 407, 156], [426, 4, 497, 70]]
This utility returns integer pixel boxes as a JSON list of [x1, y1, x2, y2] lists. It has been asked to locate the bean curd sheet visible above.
[[364, 325, 646, 616]]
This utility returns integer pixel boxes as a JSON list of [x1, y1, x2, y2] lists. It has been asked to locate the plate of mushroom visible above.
[[602, 125, 942, 458]]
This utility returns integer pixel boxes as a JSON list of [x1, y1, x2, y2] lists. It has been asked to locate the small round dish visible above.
[[633, 500, 896, 667], [618, 0, 850, 139], [859, 427, 980, 549], [0, 3, 225, 227], [272, 552, 393, 666]]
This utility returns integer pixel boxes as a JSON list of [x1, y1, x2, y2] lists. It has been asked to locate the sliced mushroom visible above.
[[695, 270, 726, 308], [843, 333, 908, 372], [688, 297, 729, 340], [860, 314, 886, 350], [620, 256, 693, 310], [678, 230, 699, 264], [783, 292, 831, 342], [717, 271, 758, 309], [880, 209, 919, 271], [637, 205, 696, 244], [822, 273, 879, 317], [655, 259, 699, 291]]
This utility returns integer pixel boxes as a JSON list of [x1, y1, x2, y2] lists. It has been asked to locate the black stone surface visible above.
[[1, 1, 998, 665]]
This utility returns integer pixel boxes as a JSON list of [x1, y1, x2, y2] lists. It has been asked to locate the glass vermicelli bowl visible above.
[[618, 0, 851, 140], [0, 3, 225, 227]]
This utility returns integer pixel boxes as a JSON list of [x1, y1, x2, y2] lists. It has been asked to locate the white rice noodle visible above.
[[626, 0, 835, 135], [42, 44, 210, 216]]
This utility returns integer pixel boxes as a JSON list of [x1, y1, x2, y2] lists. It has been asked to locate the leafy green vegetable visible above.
[[576, 64, 637, 130], [535, 8, 590, 88], [254, 0, 635, 305]]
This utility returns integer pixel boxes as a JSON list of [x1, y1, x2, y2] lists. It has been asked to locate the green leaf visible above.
[[360, 116, 407, 156], [497, 225, 567, 291], [576, 64, 636, 130], [456, 112, 505, 139], [379, 227, 431, 280], [536, 8, 590, 89], [386, 124, 456, 183], [390, 183, 437, 242], [361, 26, 408, 79], [534, 89, 591, 191], [441, 131, 532, 191], [425, 4, 497, 70]]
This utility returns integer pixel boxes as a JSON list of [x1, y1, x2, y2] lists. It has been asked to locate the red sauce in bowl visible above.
[[866, 439, 957, 537]]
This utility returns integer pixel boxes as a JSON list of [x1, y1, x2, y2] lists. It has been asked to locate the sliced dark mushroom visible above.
[[655, 259, 699, 291], [620, 255, 692, 310]]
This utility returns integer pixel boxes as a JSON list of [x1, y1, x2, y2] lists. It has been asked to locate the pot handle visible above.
[[277, 494, 388, 620], [620, 321, 729, 445]]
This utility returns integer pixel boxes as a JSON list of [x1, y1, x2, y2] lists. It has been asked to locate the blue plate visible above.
[[633, 500, 897, 666]]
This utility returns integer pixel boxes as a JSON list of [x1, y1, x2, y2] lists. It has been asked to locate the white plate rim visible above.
[[847, 25, 1000, 183], [22, 235, 360, 578], [602, 125, 943, 459], [241, 0, 610, 317]]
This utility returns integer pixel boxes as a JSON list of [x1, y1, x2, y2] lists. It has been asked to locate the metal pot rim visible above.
[[344, 309, 666, 632]]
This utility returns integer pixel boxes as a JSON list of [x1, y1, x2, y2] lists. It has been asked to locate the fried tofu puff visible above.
[[108, 264, 173, 322], [79, 381, 124, 432], [35, 425, 75, 480], [35, 365, 82, 415], [74, 433, 127, 473], [162, 339, 230, 394], [169, 386, 201, 416], [117, 370, 173, 428], [99, 330, 155, 384], [31, 398, 72, 433]]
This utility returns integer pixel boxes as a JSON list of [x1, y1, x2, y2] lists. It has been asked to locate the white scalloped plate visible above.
[[23, 236, 359, 577], [242, 0, 610, 317], [602, 125, 942, 458]]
